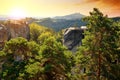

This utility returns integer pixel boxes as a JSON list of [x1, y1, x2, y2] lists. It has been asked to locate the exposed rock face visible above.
[[0, 24, 10, 49], [6, 20, 30, 40], [0, 24, 9, 42], [0, 20, 30, 49], [63, 27, 86, 52]]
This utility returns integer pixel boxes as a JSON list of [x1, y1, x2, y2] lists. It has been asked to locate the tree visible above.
[[37, 31, 53, 45], [29, 23, 46, 42], [76, 8, 120, 80], [0, 37, 41, 80], [40, 36, 74, 80], [29, 22, 55, 43], [0, 36, 75, 80]]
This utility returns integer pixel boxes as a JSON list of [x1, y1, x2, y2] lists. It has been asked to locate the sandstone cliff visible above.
[[0, 20, 30, 49], [0, 24, 9, 49], [63, 27, 86, 52], [5, 20, 30, 40]]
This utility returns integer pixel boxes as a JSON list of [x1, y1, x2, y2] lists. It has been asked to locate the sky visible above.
[[0, 0, 120, 17]]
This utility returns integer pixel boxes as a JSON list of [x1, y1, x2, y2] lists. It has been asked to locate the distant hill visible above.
[[54, 13, 85, 20], [34, 13, 86, 31], [0, 13, 119, 32], [0, 15, 9, 20], [35, 18, 86, 31], [111, 17, 120, 21]]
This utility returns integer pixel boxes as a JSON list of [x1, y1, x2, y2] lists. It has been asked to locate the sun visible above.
[[9, 8, 27, 19]]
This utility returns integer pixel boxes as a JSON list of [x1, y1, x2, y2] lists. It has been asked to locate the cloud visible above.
[[74, 0, 120, 17], [84, 0, 120, 5], [79, 0, 120, 7], [84, 0, 120, 9], [93, 0, 120, 16], [101, 0, 120, 6]]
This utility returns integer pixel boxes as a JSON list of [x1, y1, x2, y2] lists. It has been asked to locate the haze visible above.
[[0, 0, 120, 17]]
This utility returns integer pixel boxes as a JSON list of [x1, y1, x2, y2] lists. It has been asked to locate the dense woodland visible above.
[[0, 8, 120, 80]]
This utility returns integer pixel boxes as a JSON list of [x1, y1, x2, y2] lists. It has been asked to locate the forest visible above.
[[0, 8, 120, 80]]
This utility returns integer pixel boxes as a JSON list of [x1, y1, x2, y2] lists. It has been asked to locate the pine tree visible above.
[[76, 8, 120, 80]]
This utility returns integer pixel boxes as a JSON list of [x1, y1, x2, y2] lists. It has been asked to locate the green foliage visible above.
[[0, 33, 74, 80], [29, 22, 47, 42], [29, 22, 55, 43], [0, 51, 6, 57], [76, 8, 120, 80], [37, 31, 53, 45], [3, 37, 28, 55], [0, 37, 41, 79], [40, 36, 74, 80]]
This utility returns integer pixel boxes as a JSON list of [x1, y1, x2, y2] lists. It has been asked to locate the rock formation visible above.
[[0, 20, 30, 49], [0, 24, 10, 49], [63, 26, 87, 52], [5, 20, 30, 39]]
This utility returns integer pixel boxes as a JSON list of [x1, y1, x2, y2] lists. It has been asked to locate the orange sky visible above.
[[76, 0, 120, 17], [0, 0, 120, 17]]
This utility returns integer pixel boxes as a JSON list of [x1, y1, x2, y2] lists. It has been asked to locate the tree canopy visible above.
[[76, 8, 120, 80]]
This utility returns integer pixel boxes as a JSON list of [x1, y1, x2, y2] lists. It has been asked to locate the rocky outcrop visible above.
[[5, 20, 30, 40], [0, 24, 10, 49], [0, 24, 9, 42], [0, 20, 30, 49], [63, 26, 87, 52]]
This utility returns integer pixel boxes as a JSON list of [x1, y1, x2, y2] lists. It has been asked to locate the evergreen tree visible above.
[[40, 36, 74, 80], [0, 37, 41, 80], [76, 8, 120, 80]]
